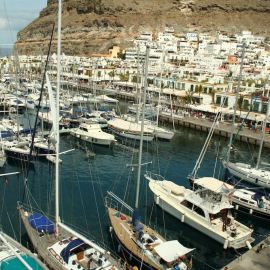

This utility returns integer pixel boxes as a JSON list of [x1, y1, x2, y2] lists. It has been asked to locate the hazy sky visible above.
[[0, 0, 47, 46]]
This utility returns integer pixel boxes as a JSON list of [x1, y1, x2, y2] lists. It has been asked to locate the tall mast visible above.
[[256, 84, 270, 169], [135, 45, 150, 209], [156, 50, 164, 126], [226, 43, 245, 162], [55, 0, 62, 237], [135, 45, 141, 123]]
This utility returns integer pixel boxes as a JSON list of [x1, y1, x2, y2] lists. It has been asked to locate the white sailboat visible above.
[[223, 45, 270, 189], [106, 46, 194, 270], [18, 1, 126, 270]]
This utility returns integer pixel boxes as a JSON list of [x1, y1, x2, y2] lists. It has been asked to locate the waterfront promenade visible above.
[[221, 236, 270, 270], [160, 113, 270, 148]]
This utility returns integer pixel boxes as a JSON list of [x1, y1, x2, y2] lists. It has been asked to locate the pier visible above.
[[221, 236, 270, 270]]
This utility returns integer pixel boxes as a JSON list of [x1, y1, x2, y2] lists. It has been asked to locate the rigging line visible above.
[[6, 211, 16, 241], [25, 23, 55, 179], [0, 180, 7, 223], [86, 159, 105, 245], [213, 141, 221, 178]]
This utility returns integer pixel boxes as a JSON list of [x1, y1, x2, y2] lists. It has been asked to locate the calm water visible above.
[[0, 114, 269, 270]]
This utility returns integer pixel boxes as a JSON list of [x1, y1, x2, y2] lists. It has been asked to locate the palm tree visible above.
[[238, 94, 244, 117], [210, 89, 216, 104]]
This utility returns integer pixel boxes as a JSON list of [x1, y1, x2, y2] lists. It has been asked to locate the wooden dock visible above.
[[220, 236, 270, 270]]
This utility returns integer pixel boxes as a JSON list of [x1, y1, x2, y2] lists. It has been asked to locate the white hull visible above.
[[224, 161, 270, 189], [70, 124, 116, 146], [0, 155, 6, 167], [109, 128, 154, 142], [152, 127, 174, 140], [25, 101, 35, 110], [71, 132, 115, 146], [148, 179, 254, 249]]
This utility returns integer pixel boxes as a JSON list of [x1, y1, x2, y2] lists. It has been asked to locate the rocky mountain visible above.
[[16, 0, 270, 56]]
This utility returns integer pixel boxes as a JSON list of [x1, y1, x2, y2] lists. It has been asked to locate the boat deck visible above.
[[107, 207, 164, 270], [18, 206, 71, 270]]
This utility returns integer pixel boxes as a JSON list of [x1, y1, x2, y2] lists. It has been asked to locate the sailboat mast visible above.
[[55, 0, 62, 236], [226, 43, 245, 162], [156, 51, 164, 126], [135, 45, 150, 209], [135, 45, 140, 123], [256, 88, 270, 169]]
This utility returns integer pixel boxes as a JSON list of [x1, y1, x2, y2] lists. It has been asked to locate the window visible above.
[[181, 200, 193, 210], [193, 206, 205, 217]]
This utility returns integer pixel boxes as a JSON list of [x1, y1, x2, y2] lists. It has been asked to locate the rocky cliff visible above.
[[16, 0, 270, 56]]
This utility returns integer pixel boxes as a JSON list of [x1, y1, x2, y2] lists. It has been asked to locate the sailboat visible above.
[[222, 45, 270, 189], [18, 1, 126, 270], [106, 46, 194, 269], [0, 170, 47, 270], [0, 231, 47, 270]]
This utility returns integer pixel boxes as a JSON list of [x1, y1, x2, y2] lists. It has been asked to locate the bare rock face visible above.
[[15, 0, 270, 56]]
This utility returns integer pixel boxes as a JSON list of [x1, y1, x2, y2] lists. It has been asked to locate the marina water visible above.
[[0, 111, 269, 270]]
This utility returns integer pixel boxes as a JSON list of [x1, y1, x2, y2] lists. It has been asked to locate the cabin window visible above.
[[240, 198, 249, 203], [80, 127, 88, 132], [181, 200, 193, 210], [193, 206, 205, 217]]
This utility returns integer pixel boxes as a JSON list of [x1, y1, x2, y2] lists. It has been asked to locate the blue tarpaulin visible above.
[[60, 238, 85, 263], [0, 131, 13, 138], [28, 213, 55, 234]]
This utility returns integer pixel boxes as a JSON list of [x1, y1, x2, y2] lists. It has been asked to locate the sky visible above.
[[0, 0, 47, 46]]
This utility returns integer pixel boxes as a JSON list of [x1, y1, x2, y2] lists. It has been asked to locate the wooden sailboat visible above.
[[106, 46, 194, 270], [18, 1, 126, 270]]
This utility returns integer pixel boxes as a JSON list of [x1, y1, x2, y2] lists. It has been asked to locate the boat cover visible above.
[[28, 213, 55, 234], [162, 181, 185, 195], [154, 240, 194, 263], [60, 238, 84, 263], [0, 131, 13, 138], [0, 255, 44, 270]]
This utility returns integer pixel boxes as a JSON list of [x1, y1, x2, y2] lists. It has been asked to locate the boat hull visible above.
[[224, 161, 270, 189], [232, 199, 270, 220], [70, 132, 115, 146], [108, 127, 153, 142], [107, 207, 164, 270]]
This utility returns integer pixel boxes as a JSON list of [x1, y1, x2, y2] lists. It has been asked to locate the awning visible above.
[[154, 240, 194, 263]]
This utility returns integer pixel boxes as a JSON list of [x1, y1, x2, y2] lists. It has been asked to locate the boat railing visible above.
[[145, 171, 165, 181], [105, 191, 133, 216]]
